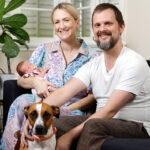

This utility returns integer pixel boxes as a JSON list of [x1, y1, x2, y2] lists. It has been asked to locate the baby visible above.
[[17, 61, 48, 78], [16, 61, 55, 101]]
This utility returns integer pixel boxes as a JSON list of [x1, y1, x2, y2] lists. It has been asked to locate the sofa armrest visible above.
[[3, 80, 31, 128]]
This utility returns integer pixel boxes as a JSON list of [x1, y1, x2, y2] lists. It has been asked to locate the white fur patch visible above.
[[32, 104, 43, 134]]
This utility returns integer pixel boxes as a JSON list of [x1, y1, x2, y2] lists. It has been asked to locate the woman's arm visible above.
[[17, 76, 36, 89], [63, 93, 96, 111], [17, 77, 55, 99]]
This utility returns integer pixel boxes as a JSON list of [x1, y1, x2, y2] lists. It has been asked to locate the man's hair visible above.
[[92, 3, 124, 27]]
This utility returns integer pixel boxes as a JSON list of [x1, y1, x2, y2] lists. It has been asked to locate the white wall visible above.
[[125, 0, 150, 59]]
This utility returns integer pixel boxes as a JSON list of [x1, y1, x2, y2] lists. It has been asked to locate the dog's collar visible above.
[[32, 127, 57, 142]]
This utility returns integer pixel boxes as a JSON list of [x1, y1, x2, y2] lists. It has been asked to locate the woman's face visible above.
[[52, 9, 79, 41]]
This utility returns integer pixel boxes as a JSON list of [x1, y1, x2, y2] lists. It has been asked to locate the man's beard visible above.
[[95, 31, 118, 51]]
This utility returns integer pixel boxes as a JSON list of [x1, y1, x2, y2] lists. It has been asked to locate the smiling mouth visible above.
[[98, 35, 111, 42], [59, 28, 69, 32], [97, 31, 112, 37], [100, 34, 109, 38], [60, 31, 67, 34]]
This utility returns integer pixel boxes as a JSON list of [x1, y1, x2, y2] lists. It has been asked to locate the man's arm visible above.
[[44, 77, 87, 106], [56, 89, 135, 150]]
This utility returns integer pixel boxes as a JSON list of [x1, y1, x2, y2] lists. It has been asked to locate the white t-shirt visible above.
[[74, 46, 150, 135]]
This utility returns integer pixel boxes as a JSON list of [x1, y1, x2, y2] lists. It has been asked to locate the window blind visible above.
[[21, 0, 53, 37]]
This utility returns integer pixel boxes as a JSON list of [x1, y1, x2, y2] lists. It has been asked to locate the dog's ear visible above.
[[51, 106, 60, 118], [24, 105, 30, 118]]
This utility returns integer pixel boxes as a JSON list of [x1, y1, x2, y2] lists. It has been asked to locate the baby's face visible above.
[[25, 62, 37, 73]]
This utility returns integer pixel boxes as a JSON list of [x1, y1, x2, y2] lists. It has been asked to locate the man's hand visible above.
[[56, 132, 73, 150], [21, 119, 33, 147]]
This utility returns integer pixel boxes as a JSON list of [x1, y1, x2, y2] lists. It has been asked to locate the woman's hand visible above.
[[33, 78, 56, 99], [21, 119, 33, 147]]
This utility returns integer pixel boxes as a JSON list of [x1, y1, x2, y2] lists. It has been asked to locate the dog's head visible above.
[[24, 102, 59, 136]]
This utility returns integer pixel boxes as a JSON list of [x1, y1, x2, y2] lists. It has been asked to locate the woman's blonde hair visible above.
[[51, 2, 79, 23]]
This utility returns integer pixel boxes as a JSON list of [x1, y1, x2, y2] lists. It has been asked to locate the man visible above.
[[22, 3, 150, 150]]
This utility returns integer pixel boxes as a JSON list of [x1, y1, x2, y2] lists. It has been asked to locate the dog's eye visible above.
[[43, 111, 51, 120], [30, 110, 37, 120]]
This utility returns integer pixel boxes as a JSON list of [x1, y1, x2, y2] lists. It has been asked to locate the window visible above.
[[22, 0, 53, 37], [3, 0, 124, 50]]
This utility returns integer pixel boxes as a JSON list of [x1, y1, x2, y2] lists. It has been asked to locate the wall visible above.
[[0, 51, 32, 74], [1, 0, 150, 73], [125, 0, 150, 59]]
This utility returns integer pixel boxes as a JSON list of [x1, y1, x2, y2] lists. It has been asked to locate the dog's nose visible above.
[[35, 125, 47, 135]]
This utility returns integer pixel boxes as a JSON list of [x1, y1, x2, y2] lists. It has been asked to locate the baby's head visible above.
[[17, 61, 36, 76]]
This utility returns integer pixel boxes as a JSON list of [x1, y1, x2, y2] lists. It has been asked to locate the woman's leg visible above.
[[1, 94, 36, 150], [59, 107, 75, 116]]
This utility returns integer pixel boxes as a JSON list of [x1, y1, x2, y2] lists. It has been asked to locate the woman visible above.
[[1, 2, 99, 150]]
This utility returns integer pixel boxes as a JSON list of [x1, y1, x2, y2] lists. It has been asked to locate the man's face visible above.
[[92, 9, 124, 51]]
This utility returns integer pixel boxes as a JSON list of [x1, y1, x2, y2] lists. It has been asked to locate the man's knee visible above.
[[84, 118, 98, 128], [77, 119, 108, 150], [84, 118, 106, 128], [82, 118, 110, 135]]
